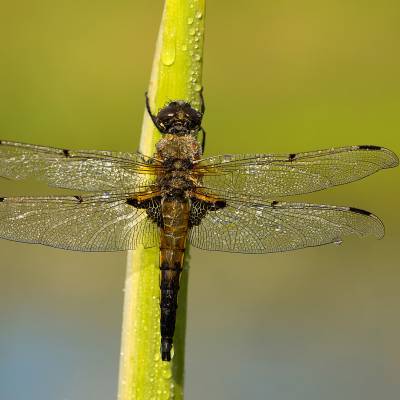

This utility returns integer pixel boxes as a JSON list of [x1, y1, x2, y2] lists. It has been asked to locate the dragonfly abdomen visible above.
[[159, 196, 190, 361]]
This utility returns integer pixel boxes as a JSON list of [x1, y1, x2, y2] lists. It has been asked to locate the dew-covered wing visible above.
[[0, 140, 160, 191], [195, 145, 398, 199], [189, 199, 384, 253], [0, 192, 159, 251]]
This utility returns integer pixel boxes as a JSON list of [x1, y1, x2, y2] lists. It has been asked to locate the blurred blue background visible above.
[[0, 1, 399, 399]]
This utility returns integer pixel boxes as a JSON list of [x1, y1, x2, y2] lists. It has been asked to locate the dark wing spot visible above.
[[358, 145, 381, 150], [288, 153, 296, 161], [74, 195, 83, 203], [213, 200, 227, 209], [127, 198, 140, 207], [127, 196, 162, 226], [349, 207, 371, 216], [63, 149, 71, 157], [189, 198, 227, 227], [145, 197, 163, 226], [189, 198, 208, 227]]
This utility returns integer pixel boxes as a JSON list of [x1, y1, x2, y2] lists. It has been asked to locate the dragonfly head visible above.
[[156, 101, 202, 135]]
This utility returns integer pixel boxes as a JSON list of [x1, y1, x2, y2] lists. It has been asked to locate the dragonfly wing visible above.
[[0, 140, 159, 191], [189, 198, 384, 253], [196, 145, 398, 199], [0, 192, 159, 251]]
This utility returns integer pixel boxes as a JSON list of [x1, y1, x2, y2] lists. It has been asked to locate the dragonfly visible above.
[[0, 93, 398, 361]]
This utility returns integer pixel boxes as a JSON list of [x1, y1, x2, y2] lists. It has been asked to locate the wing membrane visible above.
[[0, 192, 159, 251], [189, 199, 384, 253], [195, 145, 398, 199], [0, 140, 160, 191]]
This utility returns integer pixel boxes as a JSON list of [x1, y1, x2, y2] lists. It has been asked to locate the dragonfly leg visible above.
[[199, 86, 205, 114], [200, 127, 206, 154], [145, 92, 163, 131], [198, 87, 206, 153]]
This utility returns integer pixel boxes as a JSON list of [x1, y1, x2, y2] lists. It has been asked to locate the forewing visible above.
[[0, 140, 160, 191], [189, 199, 384, 253], [0, 193, 159, 251], [195, 145, 398, 199]]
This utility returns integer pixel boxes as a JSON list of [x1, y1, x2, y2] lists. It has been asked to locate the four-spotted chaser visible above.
[[0, 94, 398, 360]]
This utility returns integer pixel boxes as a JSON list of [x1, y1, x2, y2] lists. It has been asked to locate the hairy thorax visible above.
[[155, 134, 201, 161], [155, 134, 202, 195]]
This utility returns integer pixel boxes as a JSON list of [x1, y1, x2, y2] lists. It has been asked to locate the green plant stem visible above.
[[117, 1, 205, 399]]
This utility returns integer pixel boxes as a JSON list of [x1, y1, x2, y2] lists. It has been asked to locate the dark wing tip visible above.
[[349, 207, 371, 216], [358, 145, 382, 150], [357, 145, 399, 168], [0, 197, 4, 202], [347, 206, 385, 239]]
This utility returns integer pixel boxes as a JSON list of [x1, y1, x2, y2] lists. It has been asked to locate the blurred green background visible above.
[[0, 1, 399, 399]]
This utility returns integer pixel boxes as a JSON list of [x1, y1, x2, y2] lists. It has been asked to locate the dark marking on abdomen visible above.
[[159, 258, 183, 361], [160, 261, 170, 270], [349, 207, 371, 216]]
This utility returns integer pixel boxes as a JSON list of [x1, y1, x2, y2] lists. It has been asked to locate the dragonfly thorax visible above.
[[158, 171, 195, 195], [156, 134, 202, 163], [163, 158, 192, 171]]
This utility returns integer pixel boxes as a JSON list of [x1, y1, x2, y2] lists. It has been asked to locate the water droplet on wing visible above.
[[333, 238, 343, 246]]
